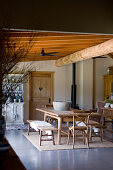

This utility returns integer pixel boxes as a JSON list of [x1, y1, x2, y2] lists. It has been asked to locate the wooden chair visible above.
[[67, 111, 90, 149], [45, 104, 57, 124], [45, 104, 53, 108], [64, 109, 89, 131], [88, 112, 106, 142], [64, 109, 90, 138]]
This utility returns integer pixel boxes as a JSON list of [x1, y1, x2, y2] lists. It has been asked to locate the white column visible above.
[[76, 59, 93, 110]]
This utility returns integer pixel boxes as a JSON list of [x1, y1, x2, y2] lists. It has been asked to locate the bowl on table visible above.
[[53, 101, 71, 111]]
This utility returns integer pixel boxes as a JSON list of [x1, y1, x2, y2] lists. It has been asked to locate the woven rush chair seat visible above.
[[27, 120, 57, 146], [73, 126, 87, 131], [88, 120, 106, 128], [88, 120, 101, 126]]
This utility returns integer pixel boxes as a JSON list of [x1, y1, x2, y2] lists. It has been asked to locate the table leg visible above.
[[73, 115, 75, 149], [101, 110, 105, 134], [58, 117, 62, 145], [28, 124, 30, 135], [67, 121, 69, 145], [44, 113, 48, 122], [102, 112, 105, 126], [89, 125, 92, 141]]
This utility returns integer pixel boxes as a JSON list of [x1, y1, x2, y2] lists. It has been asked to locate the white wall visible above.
[[76, 61, 83, 109], [76, 56, 113, 110], [17, 56, 113, 114], [16, 60, 72, 102], [18, 59, 94, 112], [83, 59, 93, 110], [16, 60, 72, 121]]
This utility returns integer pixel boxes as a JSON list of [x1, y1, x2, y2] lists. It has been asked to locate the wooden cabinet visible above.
[[104, 75, 113, 100], [2, 74, 24, 124]]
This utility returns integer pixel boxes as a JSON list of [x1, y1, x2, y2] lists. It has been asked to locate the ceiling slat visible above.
[[6, 30, 113, 62]]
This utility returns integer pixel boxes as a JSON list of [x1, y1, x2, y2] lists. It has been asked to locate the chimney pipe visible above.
[[71, 63, 78, 109]]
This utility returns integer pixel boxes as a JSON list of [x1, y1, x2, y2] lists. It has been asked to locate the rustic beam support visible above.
[[55, 38, 113, 67]]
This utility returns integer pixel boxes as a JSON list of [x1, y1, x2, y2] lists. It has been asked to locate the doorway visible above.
[[29, 71, 54, 120]]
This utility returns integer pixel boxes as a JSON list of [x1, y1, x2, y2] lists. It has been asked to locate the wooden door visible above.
[[29, 72, 54, 120]]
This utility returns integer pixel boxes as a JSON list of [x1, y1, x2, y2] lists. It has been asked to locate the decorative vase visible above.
[[0, 115, 6, 142]]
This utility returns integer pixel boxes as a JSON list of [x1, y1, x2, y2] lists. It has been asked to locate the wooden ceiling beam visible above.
[[55, 39, 113, 67]]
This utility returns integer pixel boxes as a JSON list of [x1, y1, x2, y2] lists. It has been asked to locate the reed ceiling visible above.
[[8, 30, 113, 62]]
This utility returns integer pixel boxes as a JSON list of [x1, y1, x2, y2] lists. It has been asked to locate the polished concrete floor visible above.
[[6, 126, 113, 170]]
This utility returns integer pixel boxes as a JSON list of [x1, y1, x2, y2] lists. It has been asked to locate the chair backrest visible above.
[[63, 109, 87, 123], [97, 101, 105, 114], [45, 104, 53, 108], [72, 109, 86, 113], [89, 112, 102, 123], [72, 110, 90, 126]]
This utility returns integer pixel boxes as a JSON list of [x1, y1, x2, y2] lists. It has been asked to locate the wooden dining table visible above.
[[36, 107, 100, 145], [101, 107, 113, 119]]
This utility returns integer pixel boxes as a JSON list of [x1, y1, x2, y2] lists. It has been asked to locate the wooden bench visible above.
[[27, 120, 57, 146]]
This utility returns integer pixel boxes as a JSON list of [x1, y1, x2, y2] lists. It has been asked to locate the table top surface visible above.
[[36, 107, 100, 117]]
